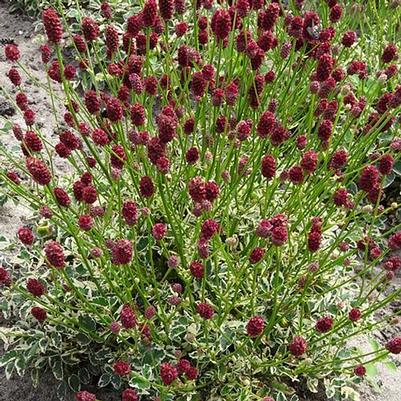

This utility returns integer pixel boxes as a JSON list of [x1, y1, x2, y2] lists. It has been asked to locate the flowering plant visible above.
[[1, 1, 401, 401]]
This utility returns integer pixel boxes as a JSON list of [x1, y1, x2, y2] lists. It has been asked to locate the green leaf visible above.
[[393, 161, 401, 176], [31, 368, 40, 387], [56, 381, 68, 400], [384, 361, 397, 372], [51, 358, 64, 380], [110, 374, 122, 390], [98, 372, 112, 388], [368, 337, 380, 352], [130, 372, 150, 389], [68, 374, 81, 392], [365, 363, 379, 377], [15, 356, 26, 376], [75, 333, 91, 346], [5, 361, 14, 379], [78, 315, 97, 332], [0, 350, 17, 367], [383, 173, 395, 189]]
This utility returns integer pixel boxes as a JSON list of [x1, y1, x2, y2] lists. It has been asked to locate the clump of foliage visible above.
[[1, 1, 401, 401]]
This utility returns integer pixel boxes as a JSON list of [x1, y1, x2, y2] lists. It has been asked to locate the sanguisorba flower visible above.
[[160, 362, 178, 385], [289, 336, 308, 357], [120, 304, 136, 329], [44, 240, 65, 269], [114, 361, 131, 376], [246, 316, 265, 337], [42, 8, 63, 44], [111, 239, 133, 265], [386, 337, 401, 354]]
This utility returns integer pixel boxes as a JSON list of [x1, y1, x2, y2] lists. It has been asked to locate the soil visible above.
[[0, 1, 400, 401]]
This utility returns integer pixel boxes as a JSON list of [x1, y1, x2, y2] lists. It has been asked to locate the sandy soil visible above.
[[0, 1, 400, 401]]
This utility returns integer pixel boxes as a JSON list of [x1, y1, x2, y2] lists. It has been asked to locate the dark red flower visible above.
[[348, 308, 362, 322], [157, 113, 177, 143], [205, 181, 219, 202], [329, 4, 342, 23], [211, 8, 232, 40], [17, 227, 34, 245], [159, 0, 174, 20], [246, 316, 265, 337], [388, 231, 401, 250], [101, 2, 113, 19], [122, 201, 138, 226], [122, 389, 138, 401], [257, 111, 275, 138], [120, 304, 136, 329], [73, 34, 87, 53], [333, 188, 349, 207], [271, 226, 288, 246], [4, 44, 20, 62], [31, 307, 47, 322], [27, 278, 46, 297], [386, 337, 401, 354], [196, 302, 214, 319], [330, 148, 348, 170], [84, 90, 100, 114], [76, 391, 96, 401], [26, 157, 51, 185], [114, 361, 131, 376], [45, 241, 65, 269], [78, 215, 93, 231], [0, 267, 11, 286], [288, 166, 304, 185], [7, 67, 21, 86], [289, 336, 308, 357], [152, 223, 167, 241], [258, 3, 280, 31], [249, 247, 265, 264], [201, 219, 219, 240], [318, 119, 333, 142], [315, 316, 333, 333], [301, 150, 318, 174], [382, 44, 397, 63], [378, 154, 394, 175], [189, 260, 204, 279], [82, 17, 100, 42], [143, 0, 158, 27], [130, 103, 146, 126], [186, 147, 199, 164], [42, 8, 63, 44], [53, 187, 71, 207], [105, 25, 119, 52], [358, 165, 379, 192], [160, 362, 178, 385], [112, 240, 133, 265], [308, 231, 321, 252]]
